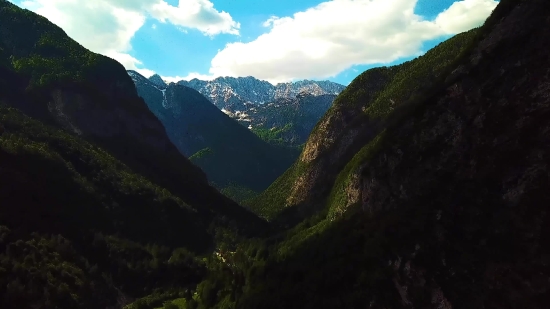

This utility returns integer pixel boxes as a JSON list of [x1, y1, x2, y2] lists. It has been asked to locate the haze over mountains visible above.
[[1, 0, 549, 309]]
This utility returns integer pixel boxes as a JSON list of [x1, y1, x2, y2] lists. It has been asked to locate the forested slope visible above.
[[185, 1, 550, 308]]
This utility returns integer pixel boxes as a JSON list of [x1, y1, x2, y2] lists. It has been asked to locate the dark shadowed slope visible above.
[[0, 1, 267, 308], [0, 0, 266, 234], [0, 103, 211, 308]]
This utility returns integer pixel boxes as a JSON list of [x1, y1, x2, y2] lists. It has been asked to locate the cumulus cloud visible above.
[[18, 0, 239, 71], [161, 72, 217, 83], [207, 0, 498, 83], [107, 52, 155, 77], [435, 0, 498, 33], [149, 0, 239, 36]]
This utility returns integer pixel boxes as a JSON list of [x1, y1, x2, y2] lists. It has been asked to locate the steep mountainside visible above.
[[249, 26, 479, 222], [0, 2, 268, 308], [177, 76, 345, 110], [181, 1, 549, 308], [129, 70, 300, 192], [0, 0, 267, 232], [0, 104, 211, 308], [224, 93, 337, 146]]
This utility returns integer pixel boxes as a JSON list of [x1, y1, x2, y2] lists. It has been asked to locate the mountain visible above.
[[228, 93, 337, 146], [0, 1, 267, 308], [149, 73, 168, 88], [4, 0, 550, 309], [177, 76, 345, 111], [248, 27, 480, 222], [152, 75, 344, 148], [212, 0, 547, 308], [0, 2, 267, 233], [0, 104, 211, 308], [128, 70, 300, 193]]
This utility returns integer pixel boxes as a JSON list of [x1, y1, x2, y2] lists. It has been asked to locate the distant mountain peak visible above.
[[149, 74, 167, 88], [178, 75, 345, 110]]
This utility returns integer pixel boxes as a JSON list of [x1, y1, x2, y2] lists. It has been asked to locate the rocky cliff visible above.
[[224, 93, 337, 146], [250, 27, 479, 221]]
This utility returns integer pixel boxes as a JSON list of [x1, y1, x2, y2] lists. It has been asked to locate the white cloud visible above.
[[161, 72, 217, 83], [207, 0, 498, 84], [107, 51, 155, 77], [18, 0, 239, 73], [435, 0, 498, 34], [149, 0, 239, 36]]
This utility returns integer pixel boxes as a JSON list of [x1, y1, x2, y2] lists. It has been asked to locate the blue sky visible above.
[[12, 0, 498, 85]]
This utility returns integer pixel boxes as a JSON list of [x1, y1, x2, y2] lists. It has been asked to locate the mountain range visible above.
[[1, 0, 549, 309], [176, 76, 345, 111], [128, 70, 299, 193], [146, 74, 344, 146], [230, 93, 337, 146]]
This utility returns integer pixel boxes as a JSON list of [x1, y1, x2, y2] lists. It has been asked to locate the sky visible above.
[[10, 0, 498, 85]]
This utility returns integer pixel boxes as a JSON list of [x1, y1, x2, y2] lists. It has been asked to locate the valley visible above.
[[0, 0, 549, 308]]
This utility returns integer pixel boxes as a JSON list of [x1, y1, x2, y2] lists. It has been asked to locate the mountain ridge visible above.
[[128, 69, 300, 192], [248, 28, 480, 222], [176, 75, 345, 111]]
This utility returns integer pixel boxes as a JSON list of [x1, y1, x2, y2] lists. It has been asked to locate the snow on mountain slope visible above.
[[177, 76, 345, 110], [131, 72, 345, 146]]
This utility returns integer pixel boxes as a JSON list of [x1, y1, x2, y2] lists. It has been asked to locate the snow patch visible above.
[[160, 89, 167, 108]]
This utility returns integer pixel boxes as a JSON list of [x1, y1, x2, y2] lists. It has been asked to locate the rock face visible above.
[[250, 28, 479, 221], [129, 70, 299, 191], [223, 93, 337, 146], [177, 76, 345, 110]]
